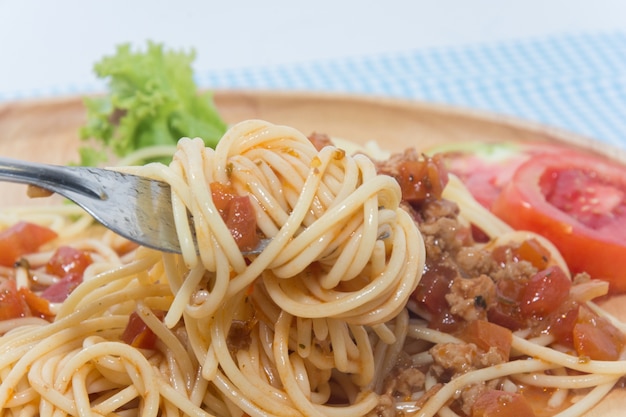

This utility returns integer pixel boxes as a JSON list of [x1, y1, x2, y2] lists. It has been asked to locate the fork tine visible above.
[[0, 157, 183, 253], [0, 158, 295, 256], [79, 167, 183, 253]]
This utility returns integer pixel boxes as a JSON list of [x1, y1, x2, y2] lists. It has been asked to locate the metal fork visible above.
[[0, 158, 389, 256], [0, 157, 190, 253], [0, 158, 276, 255]]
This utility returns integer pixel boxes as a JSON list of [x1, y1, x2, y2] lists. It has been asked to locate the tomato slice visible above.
[[0, 222, 57, 267], [429, 142, 562, 209], [492, 151, 626, 292]]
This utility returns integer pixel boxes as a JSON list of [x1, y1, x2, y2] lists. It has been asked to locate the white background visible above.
[[1, 0, 626, 99]]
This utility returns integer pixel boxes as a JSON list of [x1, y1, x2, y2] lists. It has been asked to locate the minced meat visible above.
[[445, 275, 496, 322]]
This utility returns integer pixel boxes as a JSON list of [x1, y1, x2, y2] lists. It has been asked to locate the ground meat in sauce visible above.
[[384, 367, 426, 399], [375, 148, 421, 177], [406, 197, 540, 413], [455, 246, 494, 277], [489, 257, 537, 283], [370, 149, 547, 415], [458, 379, 503, 416], [366, 394, 397, 417], [430, 342, 480, 377], [430, 342, 508, 380], [421, 217, 464, 260], [226, 319, 255, 353], [446, 274, 496, 321], [286, 144, 590, 416]]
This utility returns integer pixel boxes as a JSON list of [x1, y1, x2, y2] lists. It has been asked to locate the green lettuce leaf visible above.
[[79, 41, 227, 165]]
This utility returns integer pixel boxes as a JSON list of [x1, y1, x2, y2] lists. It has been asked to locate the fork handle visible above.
[[0, 157, 103, 200]]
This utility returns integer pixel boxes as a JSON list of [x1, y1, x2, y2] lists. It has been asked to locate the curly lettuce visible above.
[[79, 41, 227, 166]]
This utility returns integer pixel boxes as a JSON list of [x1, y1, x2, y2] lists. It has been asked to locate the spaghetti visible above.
[[0, 120, 624, 417], [0, 120, 424, 416]]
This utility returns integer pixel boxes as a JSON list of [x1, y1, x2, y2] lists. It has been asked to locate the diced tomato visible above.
[[516, 239, 551, 270], [38, 247, 92, 303], [412, 265, 467, 332], [45, 246, 93, 277], [307, 132, 333, 151], [470, 224, 490, 243], [490, 245, 512, 268], [18, 287, 53, 318], [0, 280, 28, 320], [121, 311, 162, 349], [0, 280, 53, 321], [492, 151, 626, 293], [429, 310, 463, 333], [519, 266, 571, 317], [574, 322, 621, 361], [573, 306, 625, 361], [394, 155, 448, 204], [0, 222, 57, 267], [487, 304, 526, 332], [411, 265, 456, 315], [210, 182, 237, 214], [210, 182, 259, 251], [488, 278, 527, 331], [472, 390, 536, 417], [460, 320, 512, 360], [225, 196, 259, 252], [491, 239, 551, 271], [544, 301, 579, 346], [40, 272, 83, 303], [494, 277, 525, 303]]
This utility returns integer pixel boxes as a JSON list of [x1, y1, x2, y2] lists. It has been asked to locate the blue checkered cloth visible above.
[[3, 32, 626, 148], [198, 32, 626, 149]]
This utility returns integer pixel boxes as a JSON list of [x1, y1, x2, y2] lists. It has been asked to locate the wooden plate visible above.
[[1, 90, 626, 416], [2, 89, 623, 206], [3, 90, 625, 174]]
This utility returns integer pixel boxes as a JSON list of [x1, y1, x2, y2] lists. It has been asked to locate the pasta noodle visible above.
[[0, 119, 625, 417]]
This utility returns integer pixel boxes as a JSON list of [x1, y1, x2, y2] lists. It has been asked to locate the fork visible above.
[[0, 158, 275, 255], [0, 157, 284, 255]]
